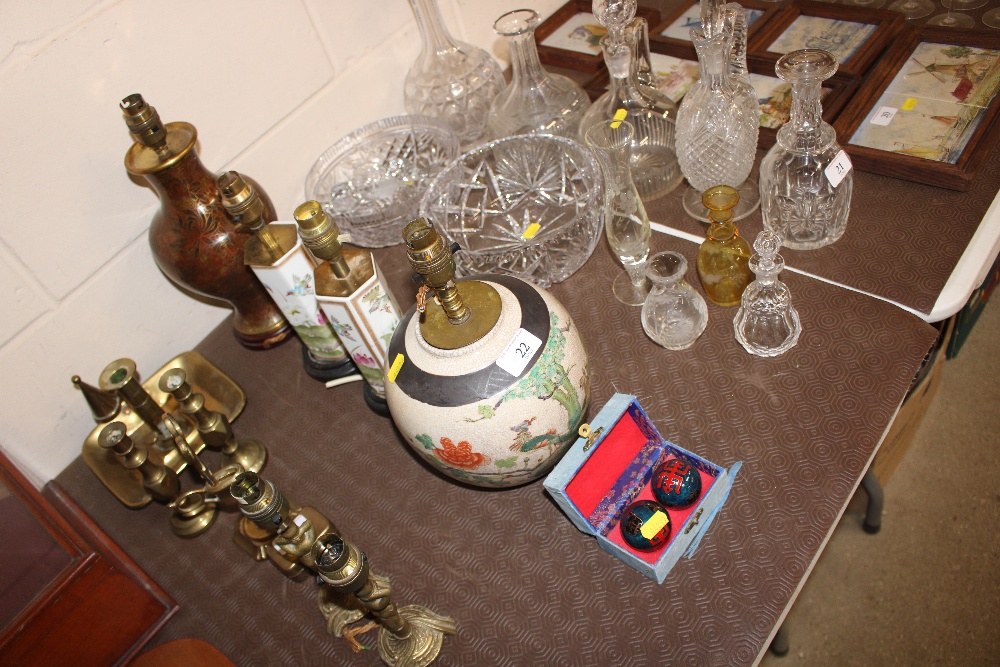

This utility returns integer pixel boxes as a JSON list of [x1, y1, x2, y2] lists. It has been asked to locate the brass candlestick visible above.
[[162, 414, 242, 538], [99, 358, 168, 439], [97, 422, 180, 503], [313, 534, 457, 667], [159, 368, 267, 474]]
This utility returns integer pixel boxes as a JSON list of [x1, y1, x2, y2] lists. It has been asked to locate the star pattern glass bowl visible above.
[[418, 134, 603, 288], [305, 115, 460, 248]]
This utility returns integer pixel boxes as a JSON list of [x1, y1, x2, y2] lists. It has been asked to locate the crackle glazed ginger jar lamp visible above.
[[384, 219, 591, 488]]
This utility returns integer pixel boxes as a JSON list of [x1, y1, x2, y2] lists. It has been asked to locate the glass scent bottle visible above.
[[404, 0, 505, 149], [696, 185, 752, 307], [734, 230, 801, 357], [641, 251, 709, 350], [585, 119, 652, 306], [676, 21, 759, 221], [578, 23, 683, 202], [487, 9, 591, 140], [759, 50, 852, 251]]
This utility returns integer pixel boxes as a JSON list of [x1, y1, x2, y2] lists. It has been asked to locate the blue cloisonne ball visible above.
[[620, 499, 672, 551], [651, 457, 702, 509]]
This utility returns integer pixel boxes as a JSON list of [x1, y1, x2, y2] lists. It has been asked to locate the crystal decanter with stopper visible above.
[[641, 251, 708, 350], [696, 185, 752, 307], [578, 5, 683, 201], [487, 9, 591, 139], [404, 0, 505, 149], [733, 230, 801, 357], [675, 2, 760, 222], [759, 49, 852, 251]]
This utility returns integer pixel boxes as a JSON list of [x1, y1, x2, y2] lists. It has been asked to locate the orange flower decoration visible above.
[[434, 437, 490, 470]]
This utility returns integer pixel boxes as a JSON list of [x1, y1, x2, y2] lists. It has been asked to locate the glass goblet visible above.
[[585, 119, 652, 306]]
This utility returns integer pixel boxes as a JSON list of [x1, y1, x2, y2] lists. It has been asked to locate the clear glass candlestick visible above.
[[641, 251, 709, 350], [585, 119, 652, 306], [487, 9, 591, 139], [759, 49, 852, 251], [734, 230, 801, 357], [403, 0, 505, 149]]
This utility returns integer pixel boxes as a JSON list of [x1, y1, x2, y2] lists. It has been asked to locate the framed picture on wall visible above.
[[650, 0, 780, 59], [833, 26, 1000, 191], [747, 1, 903, 80], [536, 0, 661, 73]]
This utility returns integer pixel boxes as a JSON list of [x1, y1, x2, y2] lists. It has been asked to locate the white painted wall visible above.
[[0, 0, 564, 486]]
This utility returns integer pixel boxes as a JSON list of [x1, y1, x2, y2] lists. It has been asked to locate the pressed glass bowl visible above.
[[305, 115, 460, 248], [418, 134, 603, 288]]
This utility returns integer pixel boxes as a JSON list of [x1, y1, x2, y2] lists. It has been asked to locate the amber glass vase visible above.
[[122, 96, 290, 349]]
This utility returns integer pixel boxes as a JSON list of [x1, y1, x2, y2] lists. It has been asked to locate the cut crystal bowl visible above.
[[419, 134, 603, 288], [305, 115, 460, 247]]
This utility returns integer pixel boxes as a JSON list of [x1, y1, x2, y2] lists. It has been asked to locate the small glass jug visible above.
[[641, 251, 709, 350]]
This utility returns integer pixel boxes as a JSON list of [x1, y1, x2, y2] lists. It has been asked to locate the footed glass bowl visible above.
[[419, 134, 603, 288], [305, 115, 460, 248]]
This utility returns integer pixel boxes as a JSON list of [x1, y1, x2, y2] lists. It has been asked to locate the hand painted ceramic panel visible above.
[[315, 260, 402, 398], [849, 43, 1000, 164], [540, 12, 606, 56], [767, 16, 876, 65], [249, 227, 347, 362], [660, 4, 764, 43]]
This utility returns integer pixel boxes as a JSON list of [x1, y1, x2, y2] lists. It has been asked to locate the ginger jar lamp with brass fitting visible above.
[[221, 172, 356, 382], [383, 219, 591, 488]]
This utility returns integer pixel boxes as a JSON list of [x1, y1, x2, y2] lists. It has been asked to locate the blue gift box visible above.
[[543, 394, 739, 584]]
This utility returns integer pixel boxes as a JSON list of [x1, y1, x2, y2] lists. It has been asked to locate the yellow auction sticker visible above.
[[611, 108, 628, 128], [522, 222, 542, 240], [902, 98, 918, 111], [640, 510, 669, 539], [387, 354, 405, 383]]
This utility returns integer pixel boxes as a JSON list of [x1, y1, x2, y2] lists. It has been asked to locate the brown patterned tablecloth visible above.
[[55, 234, 937, 666]]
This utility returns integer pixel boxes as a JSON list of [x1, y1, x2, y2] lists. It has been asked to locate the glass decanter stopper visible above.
[[578, 21, 682, 202], [487, 9, 591, 140], [697, 185, 752, 307], [726, 3, 758, 121], [592, 0, 636, 46], [676, 18, 760, 222], [759, 50, 852, 251], [641, 251, 709, 350], [585, 119, 652, 306], [404, 0, 505, 149], [733, 230, 801, 357]]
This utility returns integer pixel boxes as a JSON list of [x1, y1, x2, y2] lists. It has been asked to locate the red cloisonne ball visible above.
[[620, 499, 672, 551], [651, 457, 702, 509]]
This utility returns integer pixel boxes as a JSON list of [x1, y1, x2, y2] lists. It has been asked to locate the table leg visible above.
[[861, 469, 883, 534], [770, 624, 789, 657]]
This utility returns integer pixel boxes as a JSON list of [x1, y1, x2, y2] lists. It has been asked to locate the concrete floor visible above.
[[760, 292, 1000, 666]]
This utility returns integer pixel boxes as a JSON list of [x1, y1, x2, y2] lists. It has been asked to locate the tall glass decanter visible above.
[[578, 22, 682, 201], [734, 230, 801, 357], [404, 0, 504, 149], [759, 50, 852, 251], [675, 11, 759, 221], [487, 9, 591, 139]]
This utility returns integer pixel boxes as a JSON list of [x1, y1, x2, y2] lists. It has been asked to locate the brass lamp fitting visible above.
[[99, 358, 167, 437], [294, 201, 348, 274], [230, 471, 290, 533], [402, 218, 501, 350], [313, 534, 457, 667], [120, 93, 167, 152], [218, 171, 266, 231], [98, 422, 180, 503]]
